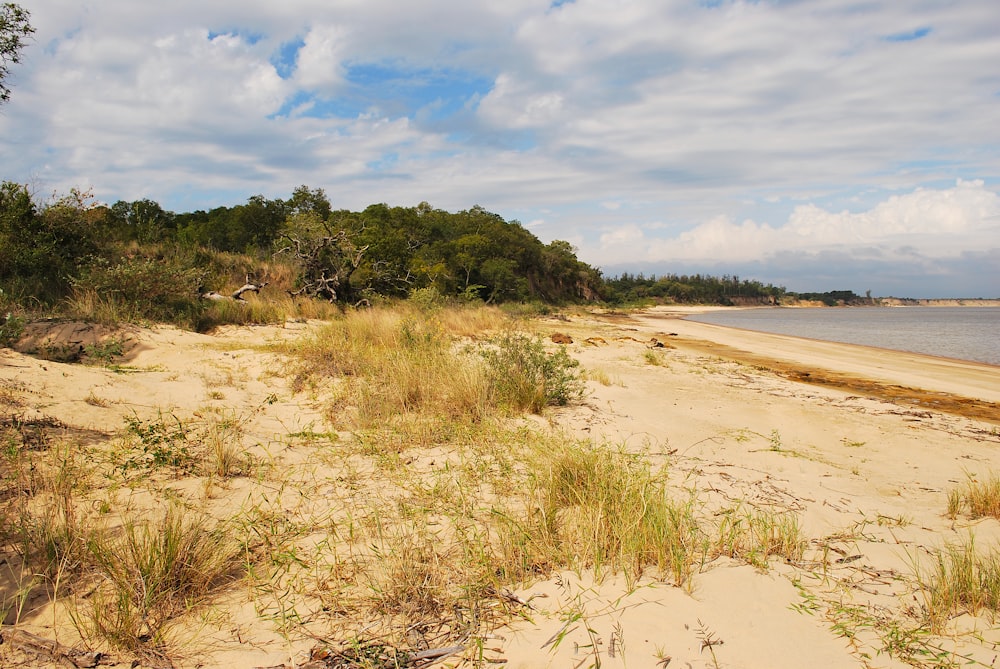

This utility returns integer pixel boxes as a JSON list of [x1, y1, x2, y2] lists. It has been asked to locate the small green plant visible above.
[[643, 349, 667, 366], [768, 429, 783, 451], [117, 412, 192, 476], [0, 311, 25, 347], [696, 619, 724, 669], [83, 336, 127, 365]]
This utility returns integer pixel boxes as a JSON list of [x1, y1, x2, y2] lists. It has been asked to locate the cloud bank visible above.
[[1, 0, 998, 297]]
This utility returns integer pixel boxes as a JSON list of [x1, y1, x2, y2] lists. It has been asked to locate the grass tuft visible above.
[[78, 505, 243, 655], [947, 474, 1000, 520], [507, 438, 704, 586], [714, 504, 806, 568], [918, 535, 1000, 633]]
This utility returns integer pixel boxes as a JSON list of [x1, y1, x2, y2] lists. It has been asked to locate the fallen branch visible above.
[[201, 274, 269, 301]]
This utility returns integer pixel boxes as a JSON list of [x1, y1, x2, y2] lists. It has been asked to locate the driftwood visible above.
[[201, 274, 269, 301], [0, 627, 111, 667], [257, 643, 466, 669]]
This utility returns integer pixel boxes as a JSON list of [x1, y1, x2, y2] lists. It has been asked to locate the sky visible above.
[[2, 0, 999, 298]]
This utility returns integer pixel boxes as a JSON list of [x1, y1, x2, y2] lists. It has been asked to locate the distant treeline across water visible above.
[[687, 306, 1000, 366]]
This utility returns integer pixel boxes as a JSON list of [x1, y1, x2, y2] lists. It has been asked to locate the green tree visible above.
[[108, 199, 174, 243], [1, 2, 34, 104], [286, 185, 331, 221], [0, 183, 104, 301]]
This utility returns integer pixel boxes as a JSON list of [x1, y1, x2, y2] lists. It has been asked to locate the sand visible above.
[[2, 306, 999, 668]]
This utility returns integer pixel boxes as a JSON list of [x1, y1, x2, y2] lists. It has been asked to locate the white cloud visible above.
[[590, 180, 1000, 266], [294, 24, 349, 95], [2, 0, 1000, 295]]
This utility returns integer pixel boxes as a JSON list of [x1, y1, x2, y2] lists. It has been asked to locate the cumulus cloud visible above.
[[294, 24, 349, 95]]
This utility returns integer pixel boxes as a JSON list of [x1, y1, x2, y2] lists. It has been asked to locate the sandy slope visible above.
[[2, 308, 999, 668]]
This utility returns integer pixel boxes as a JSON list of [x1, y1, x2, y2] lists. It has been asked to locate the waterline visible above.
[[687, 307, 1000, 366]]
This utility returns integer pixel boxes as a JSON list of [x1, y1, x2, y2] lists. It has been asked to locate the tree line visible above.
[[603, 272, 787, 305], [0, 183, 823, 323]]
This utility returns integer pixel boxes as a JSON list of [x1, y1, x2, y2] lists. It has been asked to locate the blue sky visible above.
[[3, 0, 999, 298]]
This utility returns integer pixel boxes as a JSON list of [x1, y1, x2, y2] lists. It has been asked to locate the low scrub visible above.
[[284, 304, 583, 429], [69, 256, 204, 326], [480, 330, 585, 412]]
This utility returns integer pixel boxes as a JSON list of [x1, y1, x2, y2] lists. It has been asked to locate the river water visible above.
[[686, 307, 1000, 366]]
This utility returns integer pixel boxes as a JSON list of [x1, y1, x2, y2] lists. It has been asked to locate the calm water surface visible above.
[[687, 307, 1000, 366]]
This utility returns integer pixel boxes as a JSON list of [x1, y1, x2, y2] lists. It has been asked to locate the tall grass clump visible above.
[[918, 535, 1000, 632], [0, 433, 90, 579], [78, 506, 243, 655], [501, 438, 704, 586], [947, 474, 1000, 520], [714, 504, 806, 568], [0, 428, 93, 625], [294, 307, 489, 427], [284, 304, 584, 428], [193, 294, 289, 332]]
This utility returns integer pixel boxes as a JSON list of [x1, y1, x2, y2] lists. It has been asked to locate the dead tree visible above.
[[275, 225, 368, 303]]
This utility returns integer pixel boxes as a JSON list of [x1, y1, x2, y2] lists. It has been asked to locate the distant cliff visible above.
[[877, 298, 1000, 307]]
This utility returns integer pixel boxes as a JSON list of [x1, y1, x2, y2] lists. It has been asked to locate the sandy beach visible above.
[[2, 306, 999, 668]]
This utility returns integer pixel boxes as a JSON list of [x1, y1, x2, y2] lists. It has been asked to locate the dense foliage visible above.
[[0, 2, 34, 104], [0, 183, 606, 323], [603, 272, 786, 305]]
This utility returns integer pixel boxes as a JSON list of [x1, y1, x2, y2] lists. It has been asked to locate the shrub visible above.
[[0, 311, 25, 348], [70, 256, 204, 326], [480, 331, 584, 412]]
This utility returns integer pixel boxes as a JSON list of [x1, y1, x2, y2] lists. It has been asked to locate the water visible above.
[[687, 307, 1000, 366]]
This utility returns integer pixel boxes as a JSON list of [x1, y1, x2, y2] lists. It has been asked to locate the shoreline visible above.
[[633, 306, 1000, 417]]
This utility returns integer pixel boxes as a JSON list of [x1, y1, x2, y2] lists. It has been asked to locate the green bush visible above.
[[480, 331, 584, 412], [70, 256, 204, 326], [0, 311, 25, 348]]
